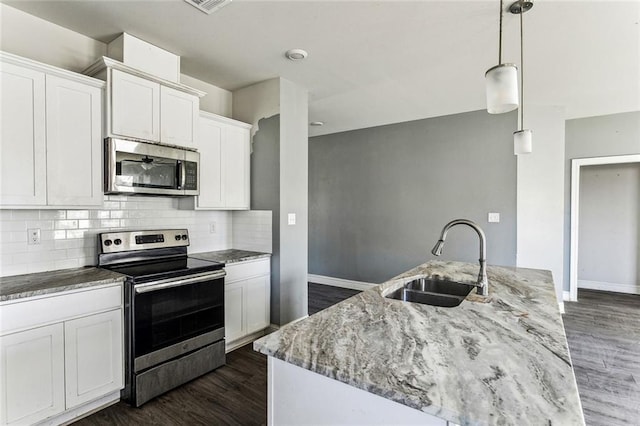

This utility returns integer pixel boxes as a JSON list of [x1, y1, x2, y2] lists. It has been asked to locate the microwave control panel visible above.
[[184, 162, 198, 191]]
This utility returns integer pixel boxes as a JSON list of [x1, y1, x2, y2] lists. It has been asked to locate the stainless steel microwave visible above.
[[105, 138, 199, 196]]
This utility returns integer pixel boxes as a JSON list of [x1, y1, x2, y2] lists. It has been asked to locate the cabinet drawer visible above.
[[0, 284, 122, 335], [225, 258, 270, 283]]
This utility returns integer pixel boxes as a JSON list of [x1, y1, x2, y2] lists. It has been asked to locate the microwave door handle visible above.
[[177, 160, 186, 190]]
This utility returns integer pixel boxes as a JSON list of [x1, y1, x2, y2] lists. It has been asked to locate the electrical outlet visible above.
[[288, 213, 296, 225], [209, 222, 216, 233], [488, 213, 500, 223], [28, 228, 41, 245]]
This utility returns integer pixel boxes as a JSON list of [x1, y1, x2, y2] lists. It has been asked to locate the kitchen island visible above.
[[253, 261, 585, 425]]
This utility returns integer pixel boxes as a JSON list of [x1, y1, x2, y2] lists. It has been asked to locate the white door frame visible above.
[[569, 154, 640, 301]]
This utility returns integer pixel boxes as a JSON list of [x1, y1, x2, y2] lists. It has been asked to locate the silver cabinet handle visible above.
[[135, 270, 226, 294]]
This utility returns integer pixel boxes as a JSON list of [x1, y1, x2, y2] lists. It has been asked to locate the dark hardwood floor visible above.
[[75, 284, 638, 426], [308, 281, 361, 315], [563, 289, 640, 426], [74, 343, 268, 426]]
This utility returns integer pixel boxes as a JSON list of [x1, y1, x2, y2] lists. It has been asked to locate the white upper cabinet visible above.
[[160, 85, 199, 148], [0, 52, 104, 208], [84, 57, 204, 149], [45, 75, 102, 206], [190, 111, 251, 210], [198, 115, 224, 208], [0, 61, 47, 206], [111, 69, 160, 142]]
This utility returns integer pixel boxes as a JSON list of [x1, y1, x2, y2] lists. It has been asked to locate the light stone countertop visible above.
[[0, 267, 126, 302], [190, 249, 271, 264], [253, 260, 585, 426]]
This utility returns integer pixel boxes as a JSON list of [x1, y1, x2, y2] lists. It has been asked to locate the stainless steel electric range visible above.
[[97, 229, 226, 407]]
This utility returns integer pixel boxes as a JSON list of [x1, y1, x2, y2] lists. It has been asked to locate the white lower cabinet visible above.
[[224, 258, 271, 351], [64, 310, 123, 409], [0, 284, 124, 426], [0, 324, 65, 425]]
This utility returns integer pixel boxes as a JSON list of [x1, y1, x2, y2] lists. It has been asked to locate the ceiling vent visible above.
[[183, 0, 232, 15]]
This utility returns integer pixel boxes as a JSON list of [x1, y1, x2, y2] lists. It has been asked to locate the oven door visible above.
[[132, 269, 225, 372]]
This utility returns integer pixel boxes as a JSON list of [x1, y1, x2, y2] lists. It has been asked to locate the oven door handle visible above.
[[134, 270, 226, 294]]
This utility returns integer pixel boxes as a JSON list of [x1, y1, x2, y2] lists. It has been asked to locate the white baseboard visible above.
[[578, 279, 639, 295], [558, 301, 565, 314], [308, 274, 377, 291]]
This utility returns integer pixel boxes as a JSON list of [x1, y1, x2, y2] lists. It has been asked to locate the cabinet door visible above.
[[0, 62, 47, 206], [245, 275, 271, 334], [110, 69, 160, 141], [45, 75, 103, 206], [64, 309, 123, 409], [223, 125, 250, 209], [225, 281, 245, 343], [196, 115, 224, 208], [160, 86, 199, 148], [0, 324, 65, 425]]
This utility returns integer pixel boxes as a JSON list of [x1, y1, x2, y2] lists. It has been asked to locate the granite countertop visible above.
[[254, 260, 585, 426], [0, 267, 126, 302], [190, 249, 271, 264]]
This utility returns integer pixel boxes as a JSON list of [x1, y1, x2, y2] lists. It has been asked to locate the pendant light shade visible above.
[[485, 0, 519, 114], [514, 129, 532, 155], [511, 0, 534, 155], [485, 64, 519, 114]]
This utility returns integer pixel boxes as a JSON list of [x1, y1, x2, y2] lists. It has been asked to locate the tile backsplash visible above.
[[232, 210, 272, 254], [0, 195, 237, 277]]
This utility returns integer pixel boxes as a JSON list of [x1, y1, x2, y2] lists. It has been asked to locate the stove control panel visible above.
[[99, 229, 189, 253]]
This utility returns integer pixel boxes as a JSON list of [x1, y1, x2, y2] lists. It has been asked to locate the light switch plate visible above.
[[288, 213, 296, 225], [488, 213, 500, 223]]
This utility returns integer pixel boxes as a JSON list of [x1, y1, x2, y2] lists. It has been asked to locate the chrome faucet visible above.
[[431, 219, 489, 296]]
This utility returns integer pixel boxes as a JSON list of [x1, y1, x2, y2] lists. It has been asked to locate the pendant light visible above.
[[485, 0, 519, 114], [511, 0, 533, 155]]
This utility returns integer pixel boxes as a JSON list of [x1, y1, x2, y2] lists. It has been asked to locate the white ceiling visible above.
[[4, 0, 639, 136]]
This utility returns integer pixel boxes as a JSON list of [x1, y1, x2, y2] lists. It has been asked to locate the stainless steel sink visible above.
[[385, 278, 475, 307]]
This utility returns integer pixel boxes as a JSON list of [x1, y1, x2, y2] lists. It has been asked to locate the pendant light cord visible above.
[[519, 2, 524, 130], [498, 0, 504, 64]]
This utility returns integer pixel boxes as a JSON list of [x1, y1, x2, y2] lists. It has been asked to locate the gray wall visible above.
[[578, 163, 640, 290], [309, 110, 517, 284], [251, 115, 281, 319], [563, 111, 640, 290]]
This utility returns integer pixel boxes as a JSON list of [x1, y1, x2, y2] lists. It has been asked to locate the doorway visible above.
[[569, 154, 640, 300]]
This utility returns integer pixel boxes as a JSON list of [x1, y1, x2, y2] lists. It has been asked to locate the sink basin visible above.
[[385, 278, 475, 307]]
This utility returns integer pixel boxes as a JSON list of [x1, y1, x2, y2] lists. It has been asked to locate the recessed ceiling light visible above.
[[286, 49, 308, 61], [310, 121, 324, 126]]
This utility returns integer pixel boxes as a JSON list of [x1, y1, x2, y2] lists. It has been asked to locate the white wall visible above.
[[232, 78, 280, 142], [180, 73, 232, 117], [516, 105, 566, 302], [0, 4, 231, 115], [278, 78, 309, 324], [578, 163, 639, 293], [232, 78, 308, 325], [0, 3, 106, 71]]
